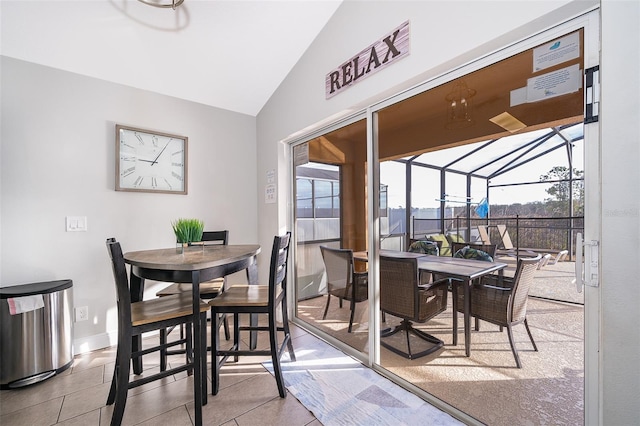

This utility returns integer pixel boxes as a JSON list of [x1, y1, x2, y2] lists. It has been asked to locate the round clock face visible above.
[[116, 126, 187, 194]]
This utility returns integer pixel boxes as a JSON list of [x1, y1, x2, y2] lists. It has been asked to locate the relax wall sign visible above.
[[326, 20, 410, 99]]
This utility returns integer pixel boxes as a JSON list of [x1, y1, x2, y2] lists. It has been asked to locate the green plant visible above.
[[171, 218, 204, 243]]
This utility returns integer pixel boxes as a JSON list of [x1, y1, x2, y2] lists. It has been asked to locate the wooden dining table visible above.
[[354, 249, 507, 357], [123, 243, 261, 424]]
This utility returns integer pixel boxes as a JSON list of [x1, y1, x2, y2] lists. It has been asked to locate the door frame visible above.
[[287, 8, 601, 424]]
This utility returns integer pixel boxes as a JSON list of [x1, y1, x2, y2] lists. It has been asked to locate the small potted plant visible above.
[[172, 218, 204, 252]]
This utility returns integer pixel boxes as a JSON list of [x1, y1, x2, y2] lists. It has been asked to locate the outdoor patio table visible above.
[[354, 250, 507, 357]]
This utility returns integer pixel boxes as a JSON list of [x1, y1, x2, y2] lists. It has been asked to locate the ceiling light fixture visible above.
[[445, 80, 476, 129], [490, 112, 527, 133], [137, 0, 185, 9]]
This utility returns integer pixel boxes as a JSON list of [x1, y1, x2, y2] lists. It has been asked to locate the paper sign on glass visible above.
[[526, 64, 581, 103], [533, 32, 580, 72]]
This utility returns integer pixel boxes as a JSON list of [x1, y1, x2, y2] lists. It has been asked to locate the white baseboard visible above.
[[73, 329, 163, 355], [73, 331, 116, 354]]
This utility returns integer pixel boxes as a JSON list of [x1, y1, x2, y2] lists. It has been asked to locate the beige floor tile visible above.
[[0, 365, 103, 415], [234, 392, 315, 426], [56, 409, 101, 426], [101, 373, 198, 426], [135, 405, 193, 426], [0, 396, 63, 426], [58, 381, 111, 421], [71, 347, 116, 373], [190, 372, 283, 424]]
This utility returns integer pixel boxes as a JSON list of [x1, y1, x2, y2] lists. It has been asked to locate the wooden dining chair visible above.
[[156, 230, 231, 356], [209, 233, 295, 398], [105, 238, 209, 426]]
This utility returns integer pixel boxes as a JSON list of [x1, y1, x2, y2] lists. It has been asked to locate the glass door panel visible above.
[[293, 119, 369, 354]]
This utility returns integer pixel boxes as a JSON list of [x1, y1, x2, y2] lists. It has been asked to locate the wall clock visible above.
[[115, 124, 188, 194]]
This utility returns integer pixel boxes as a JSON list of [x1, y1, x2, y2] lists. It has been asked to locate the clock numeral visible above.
[[163, 178, 173, 190], [121, 155, 136, 162], [172, 150, 183, 157], [133, 176, 144, 187], [151, 177, 157, 188], [171, 162, 183, 167], [135, 133, 144, 145], [121, 141, 136, 150], [152, 135, 158, 147], [172, 171, 183, 181], [122, 167, 135, 177]]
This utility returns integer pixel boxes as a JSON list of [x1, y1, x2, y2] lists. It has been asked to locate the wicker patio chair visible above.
[[380, 255, 449, 359], [319, 246, 368, 333], [456, 254, 541, 368], [451, 242, 497, 259]]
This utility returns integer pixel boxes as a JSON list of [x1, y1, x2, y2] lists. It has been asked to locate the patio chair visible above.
[[455, 254, 541, 368], [319, 246, 369, 333], [548, 250, 569, 265], [537, 253, 552, 269], [451, 242, 497, 259], [380, 255, 449, 359], [477, 225, 492, 245]]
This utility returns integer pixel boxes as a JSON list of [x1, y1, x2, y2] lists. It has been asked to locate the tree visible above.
[[539, 166, 584, 216]]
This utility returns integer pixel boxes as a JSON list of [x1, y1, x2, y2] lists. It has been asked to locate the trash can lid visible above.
[[0, 279, 73, 298]]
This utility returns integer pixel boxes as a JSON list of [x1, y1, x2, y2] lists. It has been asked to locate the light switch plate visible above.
[[66, 216, 87, 232]]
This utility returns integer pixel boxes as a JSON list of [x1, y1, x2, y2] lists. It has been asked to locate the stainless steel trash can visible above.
[[0, 280, 74, 389]]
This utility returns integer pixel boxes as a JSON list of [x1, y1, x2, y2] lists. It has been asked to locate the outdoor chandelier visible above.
[[445, 80, 476, 129], [137, 0, 185, 9]]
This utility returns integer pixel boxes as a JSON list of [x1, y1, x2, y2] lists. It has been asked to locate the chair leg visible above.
[[109, 336, 132, 426], [381, 319, 443, 360], [348, 300, 356, 333], [106, 343, 121, 405], [200, 312, 208, 405], [506, 324, 522, 368], [281, 296, 295, 361], [269, 311, 287, 398], [524, 318, 538, 351], [233, 313, 240, 362], [159, 328, 167, 372], [322, 294, 331, 319], [211, 307, 221, 395], [185, 322, 193, 376], [222, 313, 230, 341]]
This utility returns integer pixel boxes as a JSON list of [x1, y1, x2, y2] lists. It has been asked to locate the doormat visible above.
[[263, 338, 461, 426]]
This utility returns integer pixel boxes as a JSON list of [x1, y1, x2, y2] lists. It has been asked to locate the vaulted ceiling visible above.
[[0, 0, 342, 116]]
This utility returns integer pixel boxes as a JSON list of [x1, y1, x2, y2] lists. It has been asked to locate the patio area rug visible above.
[[263, 335, 461, 426]]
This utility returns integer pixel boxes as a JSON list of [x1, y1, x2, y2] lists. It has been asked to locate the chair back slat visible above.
[[200, 230, 229, 245], [270, 233, 291, 304]]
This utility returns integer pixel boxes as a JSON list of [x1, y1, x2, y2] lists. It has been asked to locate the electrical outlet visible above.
[[75, 306, 89, 322]]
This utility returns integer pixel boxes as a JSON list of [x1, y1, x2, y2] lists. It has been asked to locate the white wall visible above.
[[0, 57, 258, 352], [257, 0, 639, 423], [255, 0, 587, 280]]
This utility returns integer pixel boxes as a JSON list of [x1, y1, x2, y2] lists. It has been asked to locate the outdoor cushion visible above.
[[453, 246, 494, 262], [427, 234, 451, 256], [408, 240, 439, 256], [446, 233, 465, 245]]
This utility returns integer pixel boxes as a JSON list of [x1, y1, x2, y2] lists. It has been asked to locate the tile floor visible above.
[[0, 321, 321, 426]]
